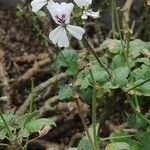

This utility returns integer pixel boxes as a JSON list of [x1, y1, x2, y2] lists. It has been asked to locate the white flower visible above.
[[31, 0, 48, 12], [81, 9, 99, 19], [47, 2, 85, 47], [73, 0, 92, 8]]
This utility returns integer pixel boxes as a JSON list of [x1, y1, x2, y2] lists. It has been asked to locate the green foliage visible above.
[[0, 110, 55, 140], [127, 114, 148, 129], [129, 39, 150, 58], [16, 111, 55, 138], [77, 137, 92, 150], [109, 130, 140, 150], [0, 111, 14, 140], [141, 132, 150, 150], [56, 49, 79, 75], [35, 11, 46, 17], [58, 84, 72, 100], [105, 142, 130, 150], [100, 39, 123, 54], [60, 38, 150, 150], [112, 66, 129, 86], [16, 5, 27, 17]]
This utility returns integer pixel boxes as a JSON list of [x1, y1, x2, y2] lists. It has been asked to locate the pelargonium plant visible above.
[[31, 0, 99, 47]]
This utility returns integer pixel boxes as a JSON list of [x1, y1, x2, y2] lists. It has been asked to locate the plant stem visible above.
[[82, 36, 112, 78], [134, 96, 141, 112], [127, 94, 150, 125], [112, 0, 131, 71], [29, 78, 34, 113], [127, 78, 150, 91], [101, 135, 134, 141], [88, 69, 98, 150], [75, 96, 96, 150], [112, 0, 124, 49], [58, 48, 68, 66], [111, 0, 116, 38], [0, 110, 14, 139]]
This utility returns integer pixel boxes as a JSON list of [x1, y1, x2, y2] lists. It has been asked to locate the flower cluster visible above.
[[31, 0, 99, 47]]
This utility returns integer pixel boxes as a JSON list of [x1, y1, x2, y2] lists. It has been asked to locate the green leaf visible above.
[[66, 61, 78, 76], [35, 10, 46, 17], [26, 118, 55, 133], [111, 55, 125, 69], [0, 129, 7, 140], [17, 112, 55, 138], [110, 130, 140, 150], [102, 82, 119, 92], [105, 142, 130, 150], [18, 128, 30, 138], [0, 111, 14, 129], [141, 132, 150, 150], [56, 49, 78, 75], [140, 80, 150, 94], [76, 86, 93, 104], [135, 58, 150, 67], [100, 39, 123, 53], [58, 84, 72, 100], [112, 66, 129, 86], [127, 114, 147, 129], [129, 39, 150, 58], [78, 137, 92, 150], [89, 63, 110, 83], [16, 111, 39, 128], [76, 78, 91, 89]]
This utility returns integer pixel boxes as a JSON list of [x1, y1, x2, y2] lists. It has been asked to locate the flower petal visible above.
[[49, 26, 62, 44], [81, 9, 99, 19], [47, 1, 74, 25], [49, 26, 69, 47], [58, 28, 69, 47], [31, 0, 47, 12], [73, 0, 92, 8], [66, 25, 85, 40], [60, 2, 74, 24]]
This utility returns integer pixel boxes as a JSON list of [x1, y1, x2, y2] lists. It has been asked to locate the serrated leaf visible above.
[[0, 129, 7, 140], [16, 111, 39, 128], [26, 118, 55, 133], [18, 128, 30, 138], [58, 84, 72, 100], [105, 142, 130, 150], [0, 111, 14, 129]]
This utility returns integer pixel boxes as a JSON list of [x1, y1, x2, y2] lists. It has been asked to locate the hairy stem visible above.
[[75, 96, 96, 150], [83, 36, 112, 78]]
